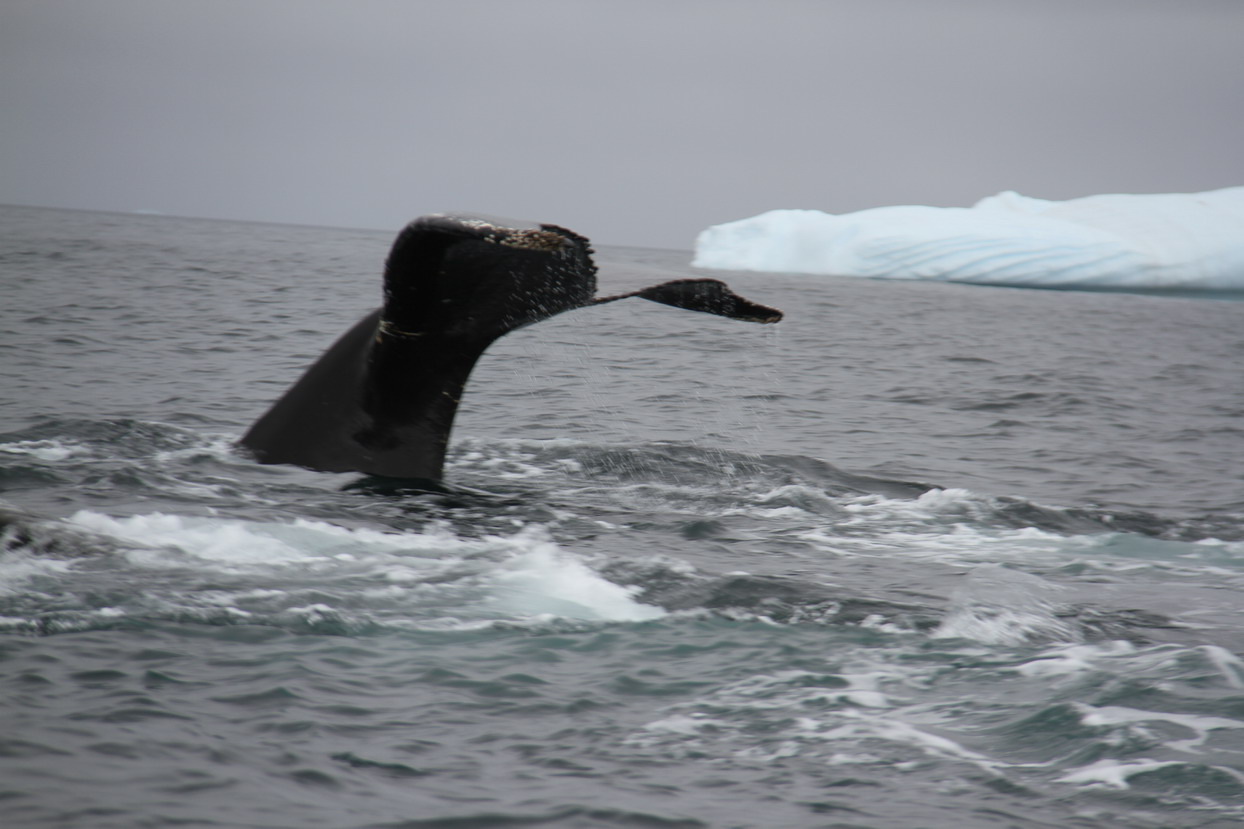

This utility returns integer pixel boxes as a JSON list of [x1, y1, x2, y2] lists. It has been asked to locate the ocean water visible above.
[[1, 204, 1243, 829]]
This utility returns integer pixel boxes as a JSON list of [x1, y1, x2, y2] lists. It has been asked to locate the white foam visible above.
[[449, 437, 588, 478], [796, 489, 1087, 570], [1015, 641, 1138, 678], [60, 511, 664, 625], [1072, 703, 1244, 753], [151, 434, 243, 464], [489, 534, 666, 622], [780, 487, 1238, 583], [70, 511, 340, 565], [933, 564, 1073, 645], [1200, 645, 1244, 689], [0, 554, 74, 594], [811, 710, 1003, 772], [693, 187, 1244, 290], [622, 636, 1244, 805], [1056, 758, 1244, 789], [49, 507, 666, 622], [0, 439, 85, 461], [1057, 758, 1186, 788], [642, 713, 726, 736], [627, 657, 1016, 775]]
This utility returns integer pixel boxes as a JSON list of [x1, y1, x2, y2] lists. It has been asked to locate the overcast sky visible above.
[[2, 0, 1241, 248]]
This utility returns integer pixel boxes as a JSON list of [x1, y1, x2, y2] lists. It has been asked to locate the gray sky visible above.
[[2, 0, 1241, 249]]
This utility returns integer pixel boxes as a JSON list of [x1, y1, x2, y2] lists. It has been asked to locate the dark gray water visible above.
[[2, 205, 1243, 828]]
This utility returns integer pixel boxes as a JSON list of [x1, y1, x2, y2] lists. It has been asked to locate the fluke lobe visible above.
[[240, 214, 782, 480]]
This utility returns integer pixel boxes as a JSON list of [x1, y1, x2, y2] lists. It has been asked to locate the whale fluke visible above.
[[596, 278, 783, 323], [240, 214, 782, 480]]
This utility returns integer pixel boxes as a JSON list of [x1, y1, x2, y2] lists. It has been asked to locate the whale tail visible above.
[[240, 214, 782, 480], [596, 279, 783, 323]]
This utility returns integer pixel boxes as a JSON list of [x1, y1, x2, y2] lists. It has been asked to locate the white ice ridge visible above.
[[692, 187, 1244, 290]]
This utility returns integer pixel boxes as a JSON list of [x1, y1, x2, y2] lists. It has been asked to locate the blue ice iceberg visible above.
[[692, 187, 1244, 290]]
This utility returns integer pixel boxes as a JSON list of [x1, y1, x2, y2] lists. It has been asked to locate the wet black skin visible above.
[[240, 214, 782, 481]]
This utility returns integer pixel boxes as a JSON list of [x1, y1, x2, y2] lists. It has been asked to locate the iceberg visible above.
[[692, 187, 1244, 291]]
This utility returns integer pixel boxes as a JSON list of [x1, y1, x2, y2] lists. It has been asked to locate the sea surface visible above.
[[2, 204, 1243, 829]]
